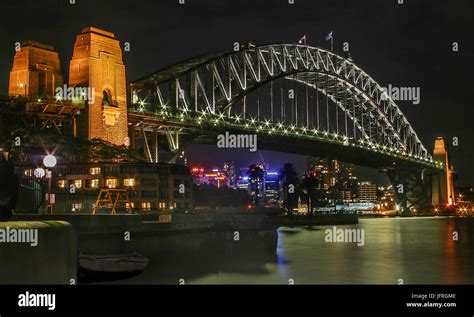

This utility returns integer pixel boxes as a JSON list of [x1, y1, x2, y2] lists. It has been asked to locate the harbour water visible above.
[[120, 217, 474, 284]]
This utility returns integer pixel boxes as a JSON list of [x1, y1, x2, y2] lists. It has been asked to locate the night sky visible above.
[[0, 0, 472, 185]]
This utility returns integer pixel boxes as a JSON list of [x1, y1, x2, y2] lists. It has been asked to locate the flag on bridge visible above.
[[298, 34, 306, 45], [325, 31, 333, 51], [325, 31, 333, 41]]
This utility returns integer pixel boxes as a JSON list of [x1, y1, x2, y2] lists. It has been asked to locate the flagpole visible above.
[[331, 35, 333, 52]]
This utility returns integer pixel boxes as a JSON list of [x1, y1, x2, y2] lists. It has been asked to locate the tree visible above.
[[247, 164, 266, 206], [278, 163, 299, 216], [301, 172, 318, 215]]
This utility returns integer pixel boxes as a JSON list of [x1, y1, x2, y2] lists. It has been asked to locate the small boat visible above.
[[79, 252, 149, 273]]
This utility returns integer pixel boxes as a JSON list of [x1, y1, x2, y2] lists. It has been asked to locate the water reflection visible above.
[[112, 217, 474, 284]]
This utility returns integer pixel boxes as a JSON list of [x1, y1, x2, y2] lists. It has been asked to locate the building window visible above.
[[90, 179, 99, 189], [90, 167, 101, 175], [103, 166, 120, 175], [123, 178, 135, 187], [158, 202, 167, 209], [141, 202, 152, 211], [141, 190, 157, 198], [122, 166, 136, 173], [141, 178, 157, 186], [24, 169, 33, 177], [159, 190, 168, 199], [106, 178, 118, 188], [74, 179, 83, 189], [57, 180, 67, 188], [72, 203, 83, 212], [126, 202, 135, 209]]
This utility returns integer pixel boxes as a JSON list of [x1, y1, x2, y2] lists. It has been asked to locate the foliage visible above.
[[0, 110, 145, 163], [247, 164, 266, 206], [301, 172, 318, 215], [278, 163, 300, 215]]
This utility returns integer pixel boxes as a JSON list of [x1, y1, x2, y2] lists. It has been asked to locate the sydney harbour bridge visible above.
[[128, 43, 447, 213], [1, 28, 453, 215]]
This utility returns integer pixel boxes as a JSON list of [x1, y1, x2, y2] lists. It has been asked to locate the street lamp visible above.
[[43, 155, 57, 168], [43, 155, 57, 214]]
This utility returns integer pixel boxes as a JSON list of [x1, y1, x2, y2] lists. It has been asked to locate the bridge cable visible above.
[[316, 74, 320, 130], [352, 93, 356, 139], [335, 77, 339, 135], [305, 80, 309, 128], [280, 81, 284, 122], [344, 88, 348, 139], [326, 75, 329, 132], [257, 87, 260, 121], [270, 81, 274, 122]]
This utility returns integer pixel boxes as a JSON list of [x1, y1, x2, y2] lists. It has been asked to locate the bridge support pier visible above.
[[386, 168, 433, 215]]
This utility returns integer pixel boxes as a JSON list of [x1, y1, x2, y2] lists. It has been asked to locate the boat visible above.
[[78, 252, 149, 273]]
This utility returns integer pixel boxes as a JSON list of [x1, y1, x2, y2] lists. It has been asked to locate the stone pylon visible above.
[[431, 137, 455, 206], [69, 27, 128, 146], [9, 40, 63, 98]]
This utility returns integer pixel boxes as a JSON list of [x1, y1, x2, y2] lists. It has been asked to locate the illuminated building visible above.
[[307, 157, 358, 205], [265, 171, 281, 205], [204, 169, 226, 188], [18, 163, 192, 213], [190, 166, 227, 188], [357, 181, 377, 203], [237, 174, 250, 191], [375, 185, 395, 210], [190, 167, 206, 185]]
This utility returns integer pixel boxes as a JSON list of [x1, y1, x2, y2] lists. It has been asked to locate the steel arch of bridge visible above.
[[130, 43, 437, 168]]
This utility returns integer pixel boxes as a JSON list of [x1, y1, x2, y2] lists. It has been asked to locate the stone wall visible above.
[[0, 221, 77, 284]]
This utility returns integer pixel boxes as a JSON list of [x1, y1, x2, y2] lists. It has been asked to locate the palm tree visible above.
[[247, 164, 265, 206], [301, 172, 318, 215], [278, 163, 299, 216]]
